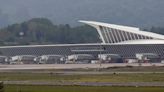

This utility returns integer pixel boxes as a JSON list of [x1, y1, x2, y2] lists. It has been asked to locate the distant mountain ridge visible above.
[[0, 0, 164, 28]]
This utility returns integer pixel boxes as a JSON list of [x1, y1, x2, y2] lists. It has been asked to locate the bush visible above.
[[0, 82, 4, 92]]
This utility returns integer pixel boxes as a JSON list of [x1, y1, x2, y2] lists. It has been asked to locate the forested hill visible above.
[[0, 18, 100, 46], [0, 18, 164, 46]]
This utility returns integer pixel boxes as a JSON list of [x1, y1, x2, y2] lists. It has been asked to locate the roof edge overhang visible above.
[[79, 20, 164, 40], [1, 39, 164, 49]]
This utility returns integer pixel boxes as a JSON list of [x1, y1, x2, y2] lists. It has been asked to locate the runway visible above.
[[0, 63, 164, 70], [4, 81, 164, 87]]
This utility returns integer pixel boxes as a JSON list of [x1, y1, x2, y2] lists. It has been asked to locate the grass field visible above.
[[1, 66, 164, 91], [0, 72, 164, 82], [4, 85, 164, 92]]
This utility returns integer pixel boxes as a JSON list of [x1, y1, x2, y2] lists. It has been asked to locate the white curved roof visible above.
[[79, 20, 140, 32], [1, 20, 164, 49], [79, 20, 164, 44], [115, 39, 164, 45]]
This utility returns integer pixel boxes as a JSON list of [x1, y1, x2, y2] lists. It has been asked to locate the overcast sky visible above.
[[0, 0, 164, 28]]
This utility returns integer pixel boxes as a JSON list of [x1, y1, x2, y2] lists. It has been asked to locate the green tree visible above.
[[0, 18, 100, 45]]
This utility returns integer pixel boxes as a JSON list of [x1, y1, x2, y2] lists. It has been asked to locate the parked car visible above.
[[38, 55, 65, 64], [10, 55, 36, 64], [66, 54, 95, 64]]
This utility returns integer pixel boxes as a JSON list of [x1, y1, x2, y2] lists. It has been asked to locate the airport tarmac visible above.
[[4, 81, 164, 87], [0, 63, 164, 70]]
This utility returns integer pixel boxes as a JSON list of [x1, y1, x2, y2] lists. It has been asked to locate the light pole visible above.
[[99, 44, 105, 71], [99, 45, 102, 71]]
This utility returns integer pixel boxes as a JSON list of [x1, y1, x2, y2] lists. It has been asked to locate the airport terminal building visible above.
[[1, 20, 164, 58]]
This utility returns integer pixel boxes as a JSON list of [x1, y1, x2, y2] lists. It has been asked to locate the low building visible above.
[[1, 21, 164, 60]]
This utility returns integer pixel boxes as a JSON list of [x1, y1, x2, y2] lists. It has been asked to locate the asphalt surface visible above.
[[0, 63, 164, 70], [3, 81, 164, 87]]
